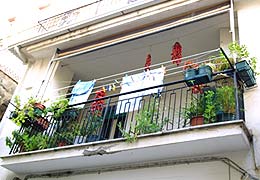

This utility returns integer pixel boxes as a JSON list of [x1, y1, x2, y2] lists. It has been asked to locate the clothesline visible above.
[[52, 50, 225, 99], [52, 48, 219, 94]]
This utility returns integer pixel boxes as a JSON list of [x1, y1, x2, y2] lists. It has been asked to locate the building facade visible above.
[[0, 0, 260, 179]]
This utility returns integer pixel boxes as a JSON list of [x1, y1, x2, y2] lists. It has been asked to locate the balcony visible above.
[[0, 48, 252, 174]]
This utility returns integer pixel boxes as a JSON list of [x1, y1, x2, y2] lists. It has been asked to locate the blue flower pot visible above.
[[235, 60, 256, 87]]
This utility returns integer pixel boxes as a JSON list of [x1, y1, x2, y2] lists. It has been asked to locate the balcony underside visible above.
[[1, 120, 250, 174]]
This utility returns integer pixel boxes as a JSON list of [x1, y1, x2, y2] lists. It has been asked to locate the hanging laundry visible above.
[[171, 42, 182, 66], [144, 54, 152, 71], [69, 80, 96, 108], [116, 67, 165, 114]]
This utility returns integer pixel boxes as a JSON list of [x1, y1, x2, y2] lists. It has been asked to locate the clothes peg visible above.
[[112, 83, 116, 91]]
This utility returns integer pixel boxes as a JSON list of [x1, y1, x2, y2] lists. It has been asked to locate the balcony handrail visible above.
[[67, 69, 234, 108]]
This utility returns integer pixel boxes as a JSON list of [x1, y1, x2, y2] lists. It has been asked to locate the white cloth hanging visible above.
[[69, 80, 96, 108], [116, 67, 165, 114]]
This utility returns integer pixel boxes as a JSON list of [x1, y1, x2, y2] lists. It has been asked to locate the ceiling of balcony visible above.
[[57, 13, 230, 81]]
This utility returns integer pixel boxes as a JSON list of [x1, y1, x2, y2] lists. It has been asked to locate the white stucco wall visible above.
[[24, 151, 255, 180], [236, 0, 260, 168], [30, 162, 241, 180], [0, 57, 74, 180]]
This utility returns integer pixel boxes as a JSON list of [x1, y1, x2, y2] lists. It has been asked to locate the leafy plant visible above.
[[11, 96, 39, 126], [119, 98, 168, 143], [183, 95, 204, 120], [229, 42, 259, 75], [6, 130, 48, 152], [10, 96, 69, 127], [22, 132, 48, 151], [216, 86, 235, 114], [46, 99, 69, 119], [203, 90, 216, 124]]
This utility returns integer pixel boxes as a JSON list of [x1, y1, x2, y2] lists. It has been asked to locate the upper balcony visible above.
[[4, 0, 230, 61], [0, 47, 253, 175]]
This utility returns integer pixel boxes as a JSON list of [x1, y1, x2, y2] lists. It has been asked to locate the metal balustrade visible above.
[[9, 72, 245, 154]]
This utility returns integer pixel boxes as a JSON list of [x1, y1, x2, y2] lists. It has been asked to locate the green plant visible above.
[[216, 86, 236, 114], [203, 90, 216, 124], [229, 42, 259, 75], [22, 132, 48, 151], [6, 130, 48, 152], [6, 130, 23, 149], [10, 96, 68, 127], [210, 51, 234, 72], [10, 96, 46, 126], [119, 98, 168, 143], [183, 95, 204, 120], [46, 99, 69, 119]]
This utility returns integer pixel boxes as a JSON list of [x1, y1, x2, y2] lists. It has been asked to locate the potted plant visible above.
[[6, 129, 48, 152], [210, 51, 234, 72], [183, 95, 204, 126], [229, 42, 257, 87], [216, 86, 236, 121], [183, 60, 199, 86], [183, 60, 213, 86], [10, 96, 49, 131], [119, 98, 168, 143]]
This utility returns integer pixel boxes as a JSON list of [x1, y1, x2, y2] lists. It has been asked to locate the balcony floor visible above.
[[0, 120, 251, 175]]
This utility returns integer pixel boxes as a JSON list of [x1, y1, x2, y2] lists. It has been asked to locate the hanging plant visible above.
[[144, 54, 152, 71], [171, 42, 182, 66], [91, 89, 106, 116]]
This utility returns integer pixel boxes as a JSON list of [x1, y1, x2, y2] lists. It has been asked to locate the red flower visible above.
[[183, 60, 199, 70], [191, 85, 204, 94]]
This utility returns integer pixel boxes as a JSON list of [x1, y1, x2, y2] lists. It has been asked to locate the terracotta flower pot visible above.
[[190, 115, 204, 126], [34, 103, 46, 111]]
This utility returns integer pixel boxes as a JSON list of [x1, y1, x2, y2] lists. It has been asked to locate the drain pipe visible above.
[[23, 156, 259, 180]]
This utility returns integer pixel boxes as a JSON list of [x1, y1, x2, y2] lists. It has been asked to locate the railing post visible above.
[[99, 98, 111, 140], [233, 71, 240, 120]]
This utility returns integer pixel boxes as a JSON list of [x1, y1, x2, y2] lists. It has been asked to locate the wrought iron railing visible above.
[[9, 71, 244, 154], [4, 0, 153, 46]]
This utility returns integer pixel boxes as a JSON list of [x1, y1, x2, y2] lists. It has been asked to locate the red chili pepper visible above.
[[144, 54, 151, 71], [91, 89, 106, 115], [171, 42, 182, 66]]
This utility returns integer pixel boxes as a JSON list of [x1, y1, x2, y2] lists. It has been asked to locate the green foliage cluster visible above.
[[228, 42, 259, 75], [210, 42, 258, 74], [46, 99, 69, 119], [6, 130, 48, 152], [183, 85, 235, 124], [7, 96, 69, 152], [203, 90, 216, 124], [119, 98, 168, 143], [216, 86, 235, 114], [10, 96, 69, 126]]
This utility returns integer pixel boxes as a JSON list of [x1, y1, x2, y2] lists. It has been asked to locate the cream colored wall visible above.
[[235, 0, 260, 168], [26, 151, 252, 180], [43, 63, 74, 102], [0, 57, 74, 153]]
